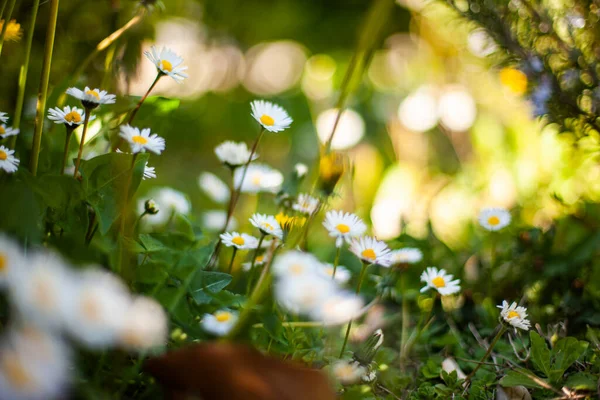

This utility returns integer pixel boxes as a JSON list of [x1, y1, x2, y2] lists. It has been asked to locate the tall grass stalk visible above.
[[0, 0, 17, 57]]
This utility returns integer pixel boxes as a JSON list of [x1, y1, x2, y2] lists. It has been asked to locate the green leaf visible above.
[[138, 234, 168, 252], [564, 372, 597, 391], [530, 331, 551, 376], [499, 370, 544, 389], [188, 271, 233, 304], [0, 178, 42, 242], [548, 337, 589, 383], [79, 152, 149, 234], [134, 261, 168, 284]]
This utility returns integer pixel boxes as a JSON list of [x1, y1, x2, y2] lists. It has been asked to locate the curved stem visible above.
[[30, 0, 60, 176], [464, 325, 507, 384], [227, 248, 238, 274], [60, 127, 74, 174], [246, 234, 265, 294], [331, 246, 341, 280], [339, 262, 370, 357], [72, 111, 91, 177]]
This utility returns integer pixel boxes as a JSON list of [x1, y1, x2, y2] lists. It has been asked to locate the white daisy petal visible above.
[[349, 236, 392, 266], [250, 100, 293, 132], [119, 125, 165, 155], [0, 125, 19, 138], [271, 251, 321, 279], [219, 232, 259, 250], [201, 309, 238, 336], [323, 211, 367, 248], [66, 86, 116, 109], [47, 106, 94, 127], [390, 248, 423, 266], [0, 112, 8, 124], [478, 207, 511, 231], [143, 163, 157, 180], [249, 213, 283, 239], [0, 146, 19, 174], [144, 46, 188, 83], [419, 266, 461, 296], [214, 141, 258, 168], [198, 172, 230, 204], [332, 360, 368, 386], [497, 300, 531, 331], [292, 193, 320, 215], [233, 163, 283, 193]]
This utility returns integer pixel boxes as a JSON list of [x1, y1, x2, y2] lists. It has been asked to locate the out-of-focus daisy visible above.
[[47, 106, 94, 127], [66, 86, 116, 109], [143, 163, 156, 180], [275, 275, 336, 315], [138, 187, 191, 226], [119, 296, 168, 351], [294, 163, 308, 179], [420, 267, 461, 296], [250, 100, 293, 133], [214, 141, 258, 168], [497, 300, 531, 331], [323, 211, 367, 248], [390, 248, 423, 266], [318, 263, 351, 284], [144, 46, 188, 83], [0, 146, 19, 174], [0, 235, 24, 287], [292, 193, 320, 215], [250, 213, 283, 239], [332, 360, 367, 386], [119, 125, 165, 154], [0, 19, 22, 42], [0, 125, 19, 138], [220, 232, 259, 250], [311, 292, 364, 326], [0, 112, 7, 124], [350, 236, 392, 266], [202, 210, 237, 232], [233, 163, 283, 193], [201, 309, 238, 336], [198, 172, 230, 204], [478, 207, 511, 231], [242, 254, 268, 271], [271, 251, 320, 278]]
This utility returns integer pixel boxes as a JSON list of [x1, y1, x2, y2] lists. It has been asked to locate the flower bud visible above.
[[145, 199, 159, 215]]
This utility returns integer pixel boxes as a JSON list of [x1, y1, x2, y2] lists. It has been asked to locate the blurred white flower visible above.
[[0, 112, 7, 124], [349, 236, 392, 266], [250, 100, 293, 132], [311, 292, 364, 326], [0, 235, 24, 287], [119, 125, 165, 155], [0, 125, 19, 138], [66, 86, 116, 109], [398, 86, 438, 132], [390, 248, 423, 265], [139, 187, 191, 226], [201, 210, 238, 232], [420, 267, 461, 296], [198, 172, 230, 204], [214, 141, 258, 168], [318, 263, 351, 284], [271, 251, 320, 279], [143, 163, 156, 180], [323, 211, 367, 248], [233, 163, 283, 193], [144, 46, 188, 83], [249, 213, 283, 239], [0, 146, 19, 174], [497, 300, 531, 331], [294, 163, 308, 179], [220, 232, 259, 250], [292, 193, 319, 215], [316, 108, 365, 150], [47, 106, 94, 127], [332, 360, 367, 385], [478, 207, 511, 231], [241, 253, 268, 271], [275, 274, 336, 315], [201, 309, 238, 336], [119, 296, 168, 351]]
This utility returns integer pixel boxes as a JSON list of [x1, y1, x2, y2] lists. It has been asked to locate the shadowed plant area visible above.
[[0, 0, 600, 398]]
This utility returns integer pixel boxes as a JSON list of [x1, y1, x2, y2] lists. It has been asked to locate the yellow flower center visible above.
[[336, 364, 355, 379], [262, 222, 274, 231], [232, 236, 245, 246], [499, 67, 528, 95], [260, 114, 275, 126], [0, 126, 5, 135], [132, 135, 148, 145], [432, 276, 446, 288], [82, 295, 100, 322], [325, 267, 334, 276], [252, 175, 262, 185], [85, 89, 100, 99], [487, 216, 500, 226], [0, 150, 6, 161], [507, 310, 520, 319], [256, 255, 264, 263], [0, 253, 6, 272], [215, 311, 232, 322], [64, 110, 82, 123], [2, 352, 32, 389], [289, 264, 304, 275], [336, 223, 350, 234], [361, 248, 376, 260], [160, 59, 173, 72]]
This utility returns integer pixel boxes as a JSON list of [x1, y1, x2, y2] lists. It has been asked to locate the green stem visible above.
[[30, 0, 60, 176], [331, 246, 341, 280], [72, 111, 91, 177], [227, 248, 237, 274], [0, 0, 17, 57], [488, 233, 497, 298], [464, 325, 507, 383], [399, 274, 409, 368], [60, 126, 74, 174], [246, 234, 265, 294], [339, 262, 370, 357], [252, 321, 323, 329]]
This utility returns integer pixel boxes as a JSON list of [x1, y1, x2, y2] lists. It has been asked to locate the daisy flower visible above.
[[0, 125, 19, 138], [271, 251, 320, 279], [294, 163, 308, 179], [292, 193, 320, 215], [144, 46, 188, 83], [250, 100, 293, 132], [420, 267, 461, 296], [220, 232, 259, 250], [242, 254, 268, 271], [119, 125, 165, 154], [66, 86, 116, 109], [311, 292, 364, 326], [323, 211, 367, 248], [0, 112, 7, 124], [119, 296, 168, 351], [233, 163, 283, 193], [47, 106, 94, 127], [198, 172, 230, 204], [390, 248, 423, 266], [497, 300, 531, 331], [201, 210, 238, 232], [214, 141, 258, 168], [318, 263, 351, 284], [249, 213, 283, 239], [138, 188, 191, 226], [143, 162, 156, 180], [0, 235, 25, 288], [349, 236, 392, 266], [201, 309, 238, 336], [275, 275, 336, 315], [332, 360, 368, 386], [0, 146, 19, 174], [478, 207, 511, 231]]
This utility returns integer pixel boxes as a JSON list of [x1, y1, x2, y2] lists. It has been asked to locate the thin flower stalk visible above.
[[0, 0, 16, 57], [464, 325, 508, 384], [246, 233, 266, 294], [227, 248, 237, 274], [339, 262, 371, 357], [60, 126, 75, 174], [331, 245, 341, 280], [72, 112, 91, 177]]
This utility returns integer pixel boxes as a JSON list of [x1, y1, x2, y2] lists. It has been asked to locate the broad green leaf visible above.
[[0, 178, 42, 242], [138, 234, 168, 252], [79, 152, 149, 234], [499, 370, 544, 389], [548, 337, 588, 383], [171, 213, 195, 241], [134, 261, 168, 284], [188, 271, 233, 304], [530, 331, 551, 376], [564, 372, 597, 391]]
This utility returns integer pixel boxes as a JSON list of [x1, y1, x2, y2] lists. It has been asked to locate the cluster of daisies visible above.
[[0, 236, 167, 399], [0, 112, 20, 174]]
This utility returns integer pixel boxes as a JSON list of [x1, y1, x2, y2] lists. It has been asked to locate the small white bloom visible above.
[[271, 251, 320, 278], [478, 207, 511, 231], [0, 112, 7, 124], [0, 146, 19, 174], [66, 86, 116, 108], [144, 46, 188, 83], [497, 300, 531, 331], [292, 193, 320, 215], [362, 370, 377, 383], [241, 253, 268, 271], [119, 296, 168, 351], [198, 172, 230, 204], [318, 263, 351, 284], [332, 360, 367, 386], [138, 187, 191, 226], [294, 163, 308, 179], [390, 248, 423, 265], [420, 267, 461, 296], [233, 163, 283, 193], [220, 232, 259, 250], [214, 141, 258, 168], [250, 100, 293, 132], [0, 125, 19, 138], [143, 163, 156, 180], [0, 235, 25, 287], [119, 125, 165, 154], [201, 309, 238, 336], [311, 292, 364, 326], [275, 275, 336, 315], [249, 213, 283, 239], [349, 236, 392, 266], [202, 210, 237, 232], [47, 106, 94, 126], [323, 211, 367, 248]]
